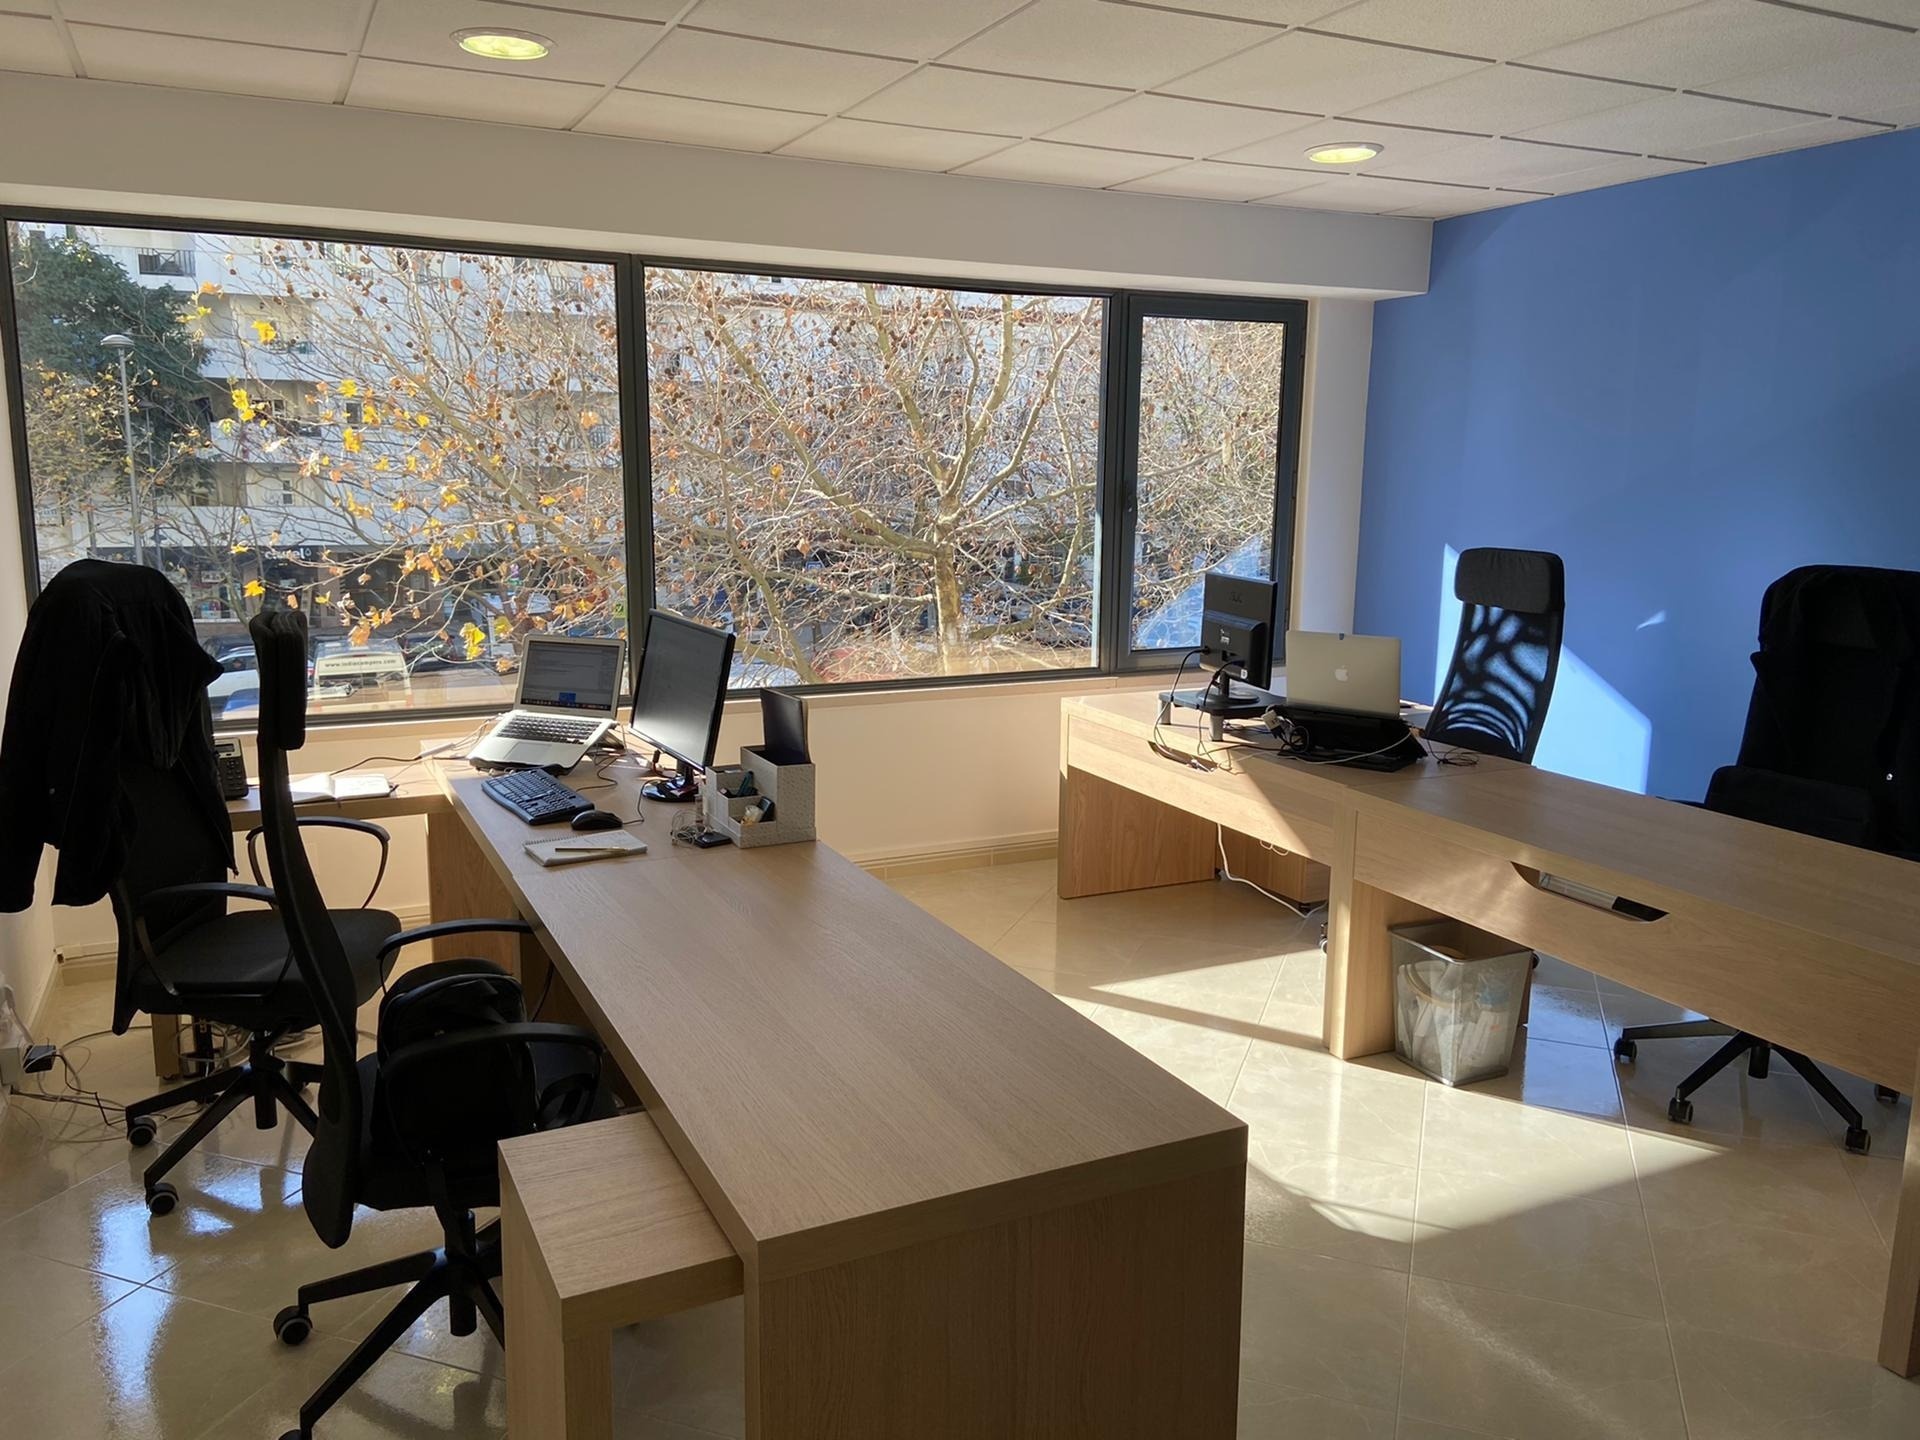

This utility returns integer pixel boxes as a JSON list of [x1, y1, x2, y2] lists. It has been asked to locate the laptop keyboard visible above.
[[497, 714, 600, 744]]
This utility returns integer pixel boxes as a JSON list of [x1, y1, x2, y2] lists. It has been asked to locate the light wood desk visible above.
[[1060, 691, 1920, 1377], [433, 758, 1247, 1438]]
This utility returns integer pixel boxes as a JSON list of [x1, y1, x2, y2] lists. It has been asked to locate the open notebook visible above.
[[289, 772, 396, 803]]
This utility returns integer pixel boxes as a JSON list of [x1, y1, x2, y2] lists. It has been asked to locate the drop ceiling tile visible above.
[[540, 0, 686, 17], [1165, 30, 1487, 115], [1, 0, 53, 12], [1387, 188, 1542, 217], [1540, 154, 1702, 191], [1112, 159, 1326, 198], [954, 140, 1182, 186], [1677, 115, 1885, 164], [848, 66, 1122, 136], [1708, 36, 1920, 121], [1792, 0, 1920, 23], [1262, 172, 1488, 210], [58, 0, 366, 51], [942, 0, 1265, 90], [68, 25, 350, 101], [346, 57, 603, 127], [1375, 136, 1635, 186], [0, 15, 71, 75], [1218, 115, 1482, 167], [778, 118, 1013, 170], [1043, 94, 1305, 157], [1353, 64, 1655, 133], [1324, 0, 1690, 60], [1520, 0, 1883, 90], [1095, 0, 1354, 21], [576, 89, 824, 149], [1516, 91, 1813, 155], [684, 0, 1026, 60], [622, 29, 912, 111], [364, 0, 663, 86]]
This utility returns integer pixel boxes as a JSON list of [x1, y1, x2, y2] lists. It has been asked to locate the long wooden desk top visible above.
[[224, 765, 449, 828], [435, 757, 1244, 1282]]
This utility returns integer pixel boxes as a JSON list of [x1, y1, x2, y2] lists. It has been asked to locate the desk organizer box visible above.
[[702, 745, 816, 848]]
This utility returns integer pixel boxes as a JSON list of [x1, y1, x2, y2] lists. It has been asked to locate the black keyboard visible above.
[[481, 769, 594, 825], [496, 713, 601, 744]]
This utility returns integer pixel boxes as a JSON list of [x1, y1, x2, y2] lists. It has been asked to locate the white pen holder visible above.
[[702, 745, 816, 848]]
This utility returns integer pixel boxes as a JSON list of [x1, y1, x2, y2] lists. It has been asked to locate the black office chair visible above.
[[109, 741, 400, 1215], [1425, 548, 1566, 764], [249, 610, 606, 1440], [1615, 566, 1920, 1153]]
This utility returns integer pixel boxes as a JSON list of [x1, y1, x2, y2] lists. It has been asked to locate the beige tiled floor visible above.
[[2, 859, 1916, 1438]]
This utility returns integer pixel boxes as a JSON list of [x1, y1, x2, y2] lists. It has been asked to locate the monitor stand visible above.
[[639, 751, 700, 803], [1162, 678, 1277, 720]]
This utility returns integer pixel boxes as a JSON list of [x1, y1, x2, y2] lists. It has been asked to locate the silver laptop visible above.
[[469, 635, 625, 770], [1282, 630, 1402, 719]]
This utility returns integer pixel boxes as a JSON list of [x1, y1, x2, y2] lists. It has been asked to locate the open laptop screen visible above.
[[516, 638, 623, 714]]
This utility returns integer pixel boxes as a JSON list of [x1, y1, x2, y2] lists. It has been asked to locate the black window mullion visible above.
[[616, 255, 653, 696]]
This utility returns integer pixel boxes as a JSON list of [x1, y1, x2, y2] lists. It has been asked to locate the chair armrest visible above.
[[247, 817, 391, 903], [130, 883, 280, 1005], [376, 918, 534, 965], [138, 881, 277, 912]]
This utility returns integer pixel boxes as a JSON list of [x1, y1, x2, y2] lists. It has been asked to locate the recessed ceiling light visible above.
[[453, 28, 554, 61], [1306, 141, 1383, 165]]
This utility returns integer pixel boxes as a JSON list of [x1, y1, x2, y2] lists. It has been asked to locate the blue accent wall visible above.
[[1356, 129, 1920, 797]]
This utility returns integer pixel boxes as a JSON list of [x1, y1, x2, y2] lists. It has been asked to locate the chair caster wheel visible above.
[[146, 1182, 178, 1216], [1875, 1086, 1901, 1105], [1845, 1127, 1872, 1155], [1667, 1097, 1693, 1125], [127, 1116, 157, 1148], [1613, 1039, 1636, 1063], [273, 1305, 312, 1346]]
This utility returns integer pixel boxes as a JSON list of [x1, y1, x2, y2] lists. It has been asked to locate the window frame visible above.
[[3, 205, 1310, 728], [1106, 292, 1309, 675]]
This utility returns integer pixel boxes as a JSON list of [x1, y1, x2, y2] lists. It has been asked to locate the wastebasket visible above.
[[1390, 920, 1533, 1086]]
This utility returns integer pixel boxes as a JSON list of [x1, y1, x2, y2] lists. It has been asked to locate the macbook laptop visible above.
[[469, 635, 625, 770], [1282, 630, 1402, 719]]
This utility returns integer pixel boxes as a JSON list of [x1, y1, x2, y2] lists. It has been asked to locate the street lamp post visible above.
[[101, 333, 142, 566]]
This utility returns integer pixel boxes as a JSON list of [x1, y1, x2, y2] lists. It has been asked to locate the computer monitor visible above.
[[1165, 571, 1279, 718], [629, 610, 735, 802]]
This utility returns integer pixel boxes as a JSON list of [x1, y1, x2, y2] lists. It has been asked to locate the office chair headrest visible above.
[[249, 609, 309, 752], [1455, 548, 1565, 616]]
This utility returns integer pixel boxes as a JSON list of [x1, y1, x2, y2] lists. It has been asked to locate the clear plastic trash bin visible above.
[[1390, 920, 1533, 1086]]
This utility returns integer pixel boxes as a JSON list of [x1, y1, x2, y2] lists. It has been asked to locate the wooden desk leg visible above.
[[1324, 812, 1438, 1061], [1057, 764, 1215, 900], [503, 1169, 614, 1439], [150, 1014, 183, 1081], [751, 1162, 1243, 1438], [1877, 1052, 1920, 1376]]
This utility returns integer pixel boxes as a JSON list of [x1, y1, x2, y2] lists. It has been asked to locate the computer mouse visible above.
[[571, 808, 622, 831]]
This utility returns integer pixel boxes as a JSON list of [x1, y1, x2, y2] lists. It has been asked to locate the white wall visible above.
[[1291, 299, 1376, 633], [0, 74, 1428, 300], [0, 370, 58, 1030], [0, 71, 1408, 969]]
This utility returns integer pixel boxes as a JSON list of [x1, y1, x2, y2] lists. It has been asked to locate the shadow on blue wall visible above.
[[1357, 127, 1920, 798]]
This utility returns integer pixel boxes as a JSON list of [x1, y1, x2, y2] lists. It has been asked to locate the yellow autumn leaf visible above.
[[415, 413, 431, 428], [341, 427, 362, 453], [538, 494, 558, 507], [252, 319, 277, 344], [243, 579, 265, 598], [198, 281, 220, 294], [230, 388, 255, 422], [491, 616, 512, 639], [230, 543, 251, 555], [362, 403, 380, 426], [373, 457, 390, 472], [338, 379, 359, 398], [578, 410, 600, 429], [461, 623, 486, 661], [769, 462, 784, 479]]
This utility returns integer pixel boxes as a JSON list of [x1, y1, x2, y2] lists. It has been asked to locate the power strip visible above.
[[0, 1043, 56, 1088]]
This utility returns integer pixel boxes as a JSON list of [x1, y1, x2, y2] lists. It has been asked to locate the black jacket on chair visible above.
[[0, 559, 232, 910]]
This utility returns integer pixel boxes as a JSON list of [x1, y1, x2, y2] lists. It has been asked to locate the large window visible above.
[[3, 219, 626, 722], [645, 269, 1103, 685], [1118, 296, 1306, 662], [3, 210, 1305, 724]]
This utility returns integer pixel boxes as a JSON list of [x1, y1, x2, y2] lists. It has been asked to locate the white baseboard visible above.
[[849, 832, 1057, 879]]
